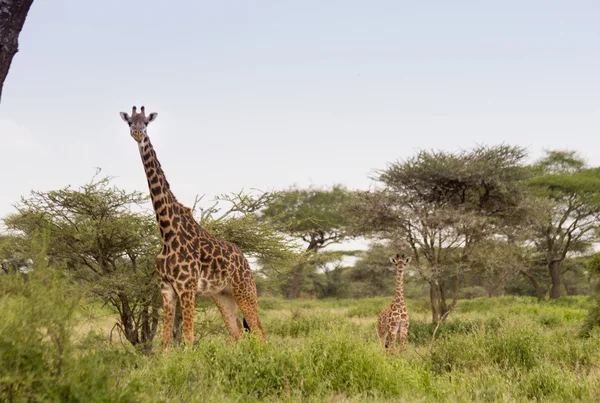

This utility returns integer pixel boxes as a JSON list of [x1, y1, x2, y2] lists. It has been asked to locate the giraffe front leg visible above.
[[387, 330, 399, 354], [377, 316, 388, 348], [161, 282, 177, 351], [179, 290, 196, 346], [399, 319, 410, 350]]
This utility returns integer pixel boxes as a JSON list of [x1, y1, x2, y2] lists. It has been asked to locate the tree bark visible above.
[[438, 281, 449, 316], [519, 268, 544, 302], [429, 281, 440, 322], [286, 260, 306, 299], [286, 240, 320, 299], [0, 0, 35, 103], [118, 293, 139, 345], [549, 260, 562, 299]]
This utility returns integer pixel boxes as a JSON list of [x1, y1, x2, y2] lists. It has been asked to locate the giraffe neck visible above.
[[138, 135, 184, 242], [392, 269, 405, 307]]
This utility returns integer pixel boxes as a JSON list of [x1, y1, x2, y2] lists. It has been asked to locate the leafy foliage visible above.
[[259, 185, 356, 298], [260, 185, 354, 245], [4, 174, 161, 350], [528, 150, 600, 299]]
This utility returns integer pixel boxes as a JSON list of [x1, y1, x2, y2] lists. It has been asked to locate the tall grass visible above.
[[1, 270, 599, 402]]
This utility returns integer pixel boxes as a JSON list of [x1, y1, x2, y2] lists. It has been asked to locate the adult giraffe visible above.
[[119, 106, 264, 349]]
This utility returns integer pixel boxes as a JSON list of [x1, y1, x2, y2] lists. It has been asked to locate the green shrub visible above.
[[0, 264, 79, 401], [0, 259, 140, 402]]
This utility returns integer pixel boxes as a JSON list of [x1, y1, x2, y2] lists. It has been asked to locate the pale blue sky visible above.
[[1, 0, 599, 222]]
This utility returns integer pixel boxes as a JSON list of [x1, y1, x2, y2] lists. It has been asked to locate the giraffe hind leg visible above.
[[211, 293, 243, 341], [234, 284, 265, 342], [237, 300, 265, 342]]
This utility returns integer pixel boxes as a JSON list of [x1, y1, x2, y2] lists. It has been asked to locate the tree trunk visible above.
[[429, 281, 440, 322], [150, 305, 159, 341], [137, 304, 159, 352], [286, 241, 319, 299], [0, 0, 35, 103], [286, 261, 306, 299], [118, 293, 139, 345], [549, 260, 562, 299], [519, 268, 544, 302], [438, 281, 449, 315]]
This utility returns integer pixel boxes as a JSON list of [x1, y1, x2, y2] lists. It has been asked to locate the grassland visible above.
[[2, 288, 600, 402]]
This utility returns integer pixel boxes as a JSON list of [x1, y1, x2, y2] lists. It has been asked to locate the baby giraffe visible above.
[[377, 253, 411, 353]]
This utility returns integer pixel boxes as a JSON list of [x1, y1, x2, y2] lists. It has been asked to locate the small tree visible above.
[[260, 185, 355, 299], [4, 174, 162, 350], [528, 151, 600, 299]]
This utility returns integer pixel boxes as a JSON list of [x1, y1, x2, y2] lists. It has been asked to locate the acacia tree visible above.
[[0, 0, 35, 102], [351, 145, 531, 321], [260, 185, 355, 299], [4, 175, 162, 350], [528, 151, 600, 299]]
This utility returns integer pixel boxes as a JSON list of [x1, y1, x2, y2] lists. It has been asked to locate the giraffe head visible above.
[[119, 106, 158, 142], [389, 253, 411, 272]]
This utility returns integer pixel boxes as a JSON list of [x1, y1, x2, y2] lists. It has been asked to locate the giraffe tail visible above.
[[242, 317, 251, 332]]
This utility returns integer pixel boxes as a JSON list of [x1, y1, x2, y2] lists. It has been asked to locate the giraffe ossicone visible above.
[[119, 105, 265, 350], [377, 253, 411, 353]]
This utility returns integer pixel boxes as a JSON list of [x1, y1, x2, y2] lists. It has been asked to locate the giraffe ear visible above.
[[389, 257, 397, 265], [147, 112, 158, 123], [120, 112, 131, 123], [405, 257, 411, 264]]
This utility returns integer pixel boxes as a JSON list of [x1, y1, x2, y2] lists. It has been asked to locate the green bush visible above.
[[0, 261, 140, 402], [0, 264, 78, 401]]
